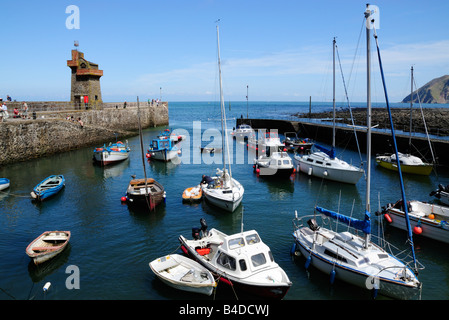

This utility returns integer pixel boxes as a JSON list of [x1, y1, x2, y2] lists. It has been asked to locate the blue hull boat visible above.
[[31, 175, 65, 201], [0, 178, 10, 191]]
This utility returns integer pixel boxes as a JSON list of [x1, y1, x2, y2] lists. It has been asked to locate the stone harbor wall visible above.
[[0, 102, 168, 165]]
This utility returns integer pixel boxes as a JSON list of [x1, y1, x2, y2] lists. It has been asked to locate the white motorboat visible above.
[[292, 12, 423, 300], [149, 254, 216, 296], [179, 218, 292, 299], [254, 151, 295, 178], [93, 140, 130, 166], [293, 146, 364, 185], [201, 24, 244, 212], [147, 137, 179, 162], [231, 124, 255, 141], [248, 131, 285, 156], [381, 200, 449, 244]]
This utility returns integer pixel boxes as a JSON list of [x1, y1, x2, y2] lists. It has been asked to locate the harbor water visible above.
[[1, 101, 449, 301]]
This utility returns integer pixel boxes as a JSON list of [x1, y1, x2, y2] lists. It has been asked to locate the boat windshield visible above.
[[246, 233, 260, 245]]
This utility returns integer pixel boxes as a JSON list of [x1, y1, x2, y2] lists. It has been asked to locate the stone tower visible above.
[[67, 49, 103, 108]]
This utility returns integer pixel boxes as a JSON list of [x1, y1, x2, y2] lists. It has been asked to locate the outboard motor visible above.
[[200, 218, 208, 237], [192, 227, 201, 240], [307, 218, 320, 232]]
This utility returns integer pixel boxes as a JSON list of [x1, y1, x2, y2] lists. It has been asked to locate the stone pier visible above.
[[0, 102, 168, 165]]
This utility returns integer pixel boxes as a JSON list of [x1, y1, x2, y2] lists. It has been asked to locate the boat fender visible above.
[[413, 225, 423, 235], [290, 243, 297, 256], [384, 213, 392, 223], [305, 255, 312, 269], [43, 282, 51, 292], [120, 196, 127, 202], [330, 269, 336, 284], [308, 167, 312, 176], [180, 245, 188, 255], [323, 170, 328, 176]]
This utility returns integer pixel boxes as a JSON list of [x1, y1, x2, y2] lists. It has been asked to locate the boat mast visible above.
[[137, 97, 151, 209], [409, 66, 413, 152], [364, 5, 372, 249], [371, 9, 419, 273], [216, 23, 233, 182], [332, 37, 336, 151]]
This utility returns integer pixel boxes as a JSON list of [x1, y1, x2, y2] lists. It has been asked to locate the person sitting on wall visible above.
[[13, 107, 20, 118], [78, 117, 84, 128]]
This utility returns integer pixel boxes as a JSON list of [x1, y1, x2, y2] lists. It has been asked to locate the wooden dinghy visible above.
[[26, 231, 71, 265], [182, 185, 202, 203], [125, 177, 165, 210], [31, 175, 65, 201], [149, 254, 216, 296]]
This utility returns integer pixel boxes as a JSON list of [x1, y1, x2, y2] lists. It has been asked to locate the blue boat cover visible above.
[[314, 144, 335, 159], [315, 206, 371, 234]]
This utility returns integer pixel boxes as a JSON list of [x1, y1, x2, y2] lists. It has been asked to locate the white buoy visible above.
[[43, 282, 51, 292]]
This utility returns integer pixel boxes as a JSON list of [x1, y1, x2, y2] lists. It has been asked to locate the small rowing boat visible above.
[[26, 231, 71, 265], [149, 254, 216, 296], [31, 175, 65, 201], [182, 185, 202, 203], [0, 178, 10, 191]]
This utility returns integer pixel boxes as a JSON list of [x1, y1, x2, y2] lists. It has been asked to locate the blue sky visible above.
[[1, 0, 449, 103]]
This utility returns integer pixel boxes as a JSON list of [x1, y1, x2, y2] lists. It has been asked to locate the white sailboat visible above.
[[201, 25, 244, 212], [292, 5, 422, 300], [294, 38, 364, 185]]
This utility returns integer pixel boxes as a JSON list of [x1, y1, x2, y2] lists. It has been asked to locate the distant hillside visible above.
[[402, 75, 449, 104]]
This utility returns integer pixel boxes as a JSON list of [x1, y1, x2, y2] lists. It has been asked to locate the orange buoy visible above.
[[428, 213, 435, 219], [384, 213, 393, 223], [413, 225, 423, 235]]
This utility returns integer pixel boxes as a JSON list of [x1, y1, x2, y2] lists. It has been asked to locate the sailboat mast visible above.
[[364, 5, 372, 249], [409, 66, 414, 149], [216, 24, 232, 180], [332, 37, 336, 150]]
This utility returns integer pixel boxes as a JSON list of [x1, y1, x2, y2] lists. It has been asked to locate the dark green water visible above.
[[1, 101, 449, 301]]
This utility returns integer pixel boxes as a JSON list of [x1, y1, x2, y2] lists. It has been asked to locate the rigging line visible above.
[[346, 15, 366, 93], [335, 43, 365, 170], [413, 76, 437, 167]]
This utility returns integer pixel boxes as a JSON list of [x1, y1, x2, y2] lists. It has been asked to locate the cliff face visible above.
[[402, 75, 449, 104]]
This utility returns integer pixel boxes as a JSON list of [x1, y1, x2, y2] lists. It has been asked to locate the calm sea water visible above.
[[1, 101, 449, 301]]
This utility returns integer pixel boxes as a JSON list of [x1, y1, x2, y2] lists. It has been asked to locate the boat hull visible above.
[[182, 186, 203, 203], [31, 175, 65, 201], [0, 178, 10, 191], [385, 202, 449, 244], [376, 158, 433, 175], [93, 150, 129, 165], [149, 149, 179, 162], [295, 156, 364, 184], [26, 231, 71, 265], [125, 178, 165, 210], [149, 254, 216, 296]]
